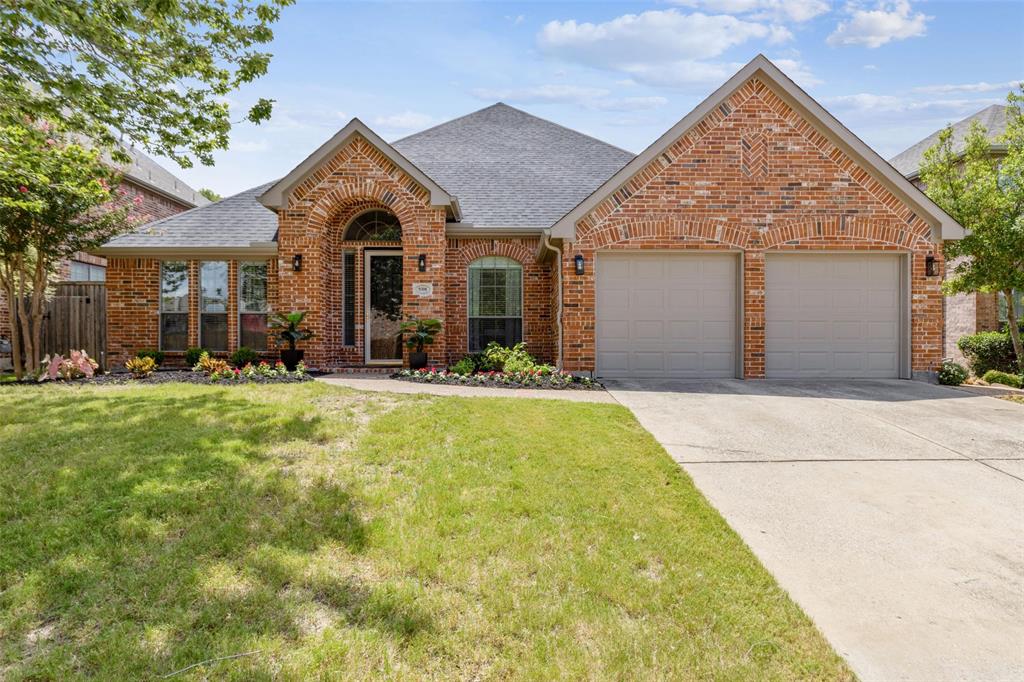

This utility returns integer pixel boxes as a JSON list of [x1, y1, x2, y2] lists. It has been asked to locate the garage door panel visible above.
[[596, 253, 737, 379], [766, 254, 902, 379]]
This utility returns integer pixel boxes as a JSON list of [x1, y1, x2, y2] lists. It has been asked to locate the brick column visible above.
[[743, 250, 765, 379], [402, 208, 448, 365]]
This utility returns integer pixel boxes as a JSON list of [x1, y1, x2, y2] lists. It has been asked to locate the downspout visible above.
[[542, 231, 563, 370]]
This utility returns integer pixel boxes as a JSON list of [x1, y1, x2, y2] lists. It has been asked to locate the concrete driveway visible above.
[[605, 379, 1024, 682]]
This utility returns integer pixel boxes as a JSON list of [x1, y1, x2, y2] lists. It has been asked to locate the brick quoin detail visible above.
[[561, 76, 944, 378]]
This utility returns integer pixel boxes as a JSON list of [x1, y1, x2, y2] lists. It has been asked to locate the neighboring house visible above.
[[889, 104, 1021, 362], [0, 146, 208, 370], [96, 56, 964, 380]]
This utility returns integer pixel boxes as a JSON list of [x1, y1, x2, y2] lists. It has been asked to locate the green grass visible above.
[[0, 383, 851, 680]]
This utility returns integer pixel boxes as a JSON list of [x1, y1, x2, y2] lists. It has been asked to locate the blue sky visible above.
[[170, 0, 1024, 197]]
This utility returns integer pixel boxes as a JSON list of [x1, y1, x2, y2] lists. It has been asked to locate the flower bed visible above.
[[393, 368, 602, 390], [2, 360, 313, 386]]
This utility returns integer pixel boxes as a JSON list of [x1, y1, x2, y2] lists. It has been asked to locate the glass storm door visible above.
[[365, 251, 403, 363]]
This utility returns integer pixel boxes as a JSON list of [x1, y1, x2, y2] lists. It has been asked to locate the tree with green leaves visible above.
[[199, 188, 222, 203], [0, 0, 292, 168], [920, 88, 1024, 371], [0, 122, 138, 379]]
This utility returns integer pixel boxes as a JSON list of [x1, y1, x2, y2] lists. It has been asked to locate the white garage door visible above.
[[596, 252, 737, 378], [766, 253, 904, 378]]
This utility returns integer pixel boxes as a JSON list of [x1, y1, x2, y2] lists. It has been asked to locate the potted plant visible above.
[[268, 311, 315, 370], [400, 317, 441, 370]]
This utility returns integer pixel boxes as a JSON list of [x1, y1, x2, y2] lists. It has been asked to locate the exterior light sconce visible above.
[[292, 253, 303, 272], [925, 255, 938, 277], [418, 254, 427, 272], [574, 254, 585, 275]]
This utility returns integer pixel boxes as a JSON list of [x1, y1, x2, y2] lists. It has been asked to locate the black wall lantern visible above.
[[574, 254, 586, 275], [292, 253, 303, 272], [418, 253, 427, 272], [925, 255, 938, 277]]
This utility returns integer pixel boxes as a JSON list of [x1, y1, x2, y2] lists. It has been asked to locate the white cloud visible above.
[[372, 111, 436, 130], [471, 84, 610, 104], [673, 0, 831, 23], [768, 24, 795, 44], [231, 139, 270, 153], [825, 93, 999, 115], [913, 79, 1022, 94], [538, 10, 772, 69], [827, 1, 930, 48], [771, 58, 823, 86], [863, 63, 878, 70], [616, 60, 745, 88], [505, 14, 525, 25], [471, 84, 668, 112]]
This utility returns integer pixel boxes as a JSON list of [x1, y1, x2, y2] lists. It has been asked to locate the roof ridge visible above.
[[392, 102, 636, 157]]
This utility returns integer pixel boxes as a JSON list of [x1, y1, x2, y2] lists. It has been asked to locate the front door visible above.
[[364, 250, 403, 364]]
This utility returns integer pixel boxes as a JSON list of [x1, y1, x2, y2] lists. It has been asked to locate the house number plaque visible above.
[[412, 283, 433, 297]]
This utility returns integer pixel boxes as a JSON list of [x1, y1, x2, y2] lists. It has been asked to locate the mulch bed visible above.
[[392, 368, 603, 390]]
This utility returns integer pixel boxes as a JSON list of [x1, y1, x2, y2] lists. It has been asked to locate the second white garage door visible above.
[[766, 253, 905, 378], [596, 252, 738, 378]]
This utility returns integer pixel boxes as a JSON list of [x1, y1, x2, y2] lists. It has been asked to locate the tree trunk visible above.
[[1004, 289, 1024, 374], [1, 272, 24, 379], [14, 256, 37, 377]]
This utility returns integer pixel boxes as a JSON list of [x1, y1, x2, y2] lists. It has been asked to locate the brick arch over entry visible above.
[[444, 237, 552, 364], [274, 136, 448, 367]]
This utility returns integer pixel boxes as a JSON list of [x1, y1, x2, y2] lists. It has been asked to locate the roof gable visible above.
[[550, 55, 965, 241], [258, 119, 455, 214]]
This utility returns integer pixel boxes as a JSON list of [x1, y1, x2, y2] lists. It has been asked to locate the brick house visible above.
[[889, 104, 1022, 363], [96, 56, 965, 380], [0, 146, 208, 370]]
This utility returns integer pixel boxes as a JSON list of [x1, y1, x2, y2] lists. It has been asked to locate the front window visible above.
[[343, 210, 401, 241], [200, 261, 228, 351], [69, 261, 105, 282], [239, 262, 269, 350], [160, 261, 188, 351], [998, 290, 1023, 324], [468, 256, 522, 351]]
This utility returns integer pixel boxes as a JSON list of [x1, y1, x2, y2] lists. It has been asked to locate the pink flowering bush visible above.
[[38, 350, 99, 381]]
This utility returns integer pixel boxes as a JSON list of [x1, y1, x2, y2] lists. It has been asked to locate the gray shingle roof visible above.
[[392, 103, 635, 227], [889, 104, 1008, 178], [103, 182, 277, 248], [102, 103, 637, 249], [117, 145, 211, 208]]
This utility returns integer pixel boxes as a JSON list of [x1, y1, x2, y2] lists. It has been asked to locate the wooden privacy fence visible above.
[[12, 282, 107, 370]]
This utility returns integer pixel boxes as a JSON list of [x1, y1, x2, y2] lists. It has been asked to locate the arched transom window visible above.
[[343, 210, 401, 241], [468, 256, 522, 351]]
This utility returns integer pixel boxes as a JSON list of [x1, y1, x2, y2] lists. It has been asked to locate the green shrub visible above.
[[957, 331, 1019, 376], [230, 346, 261, 368], [135, 348, 164, 366], [483, 342, 537, 373], [449, 357, 475, 375], [981, 370, 1023, 389], [184, 347, 208, 367], [936, 360, 967, 386]]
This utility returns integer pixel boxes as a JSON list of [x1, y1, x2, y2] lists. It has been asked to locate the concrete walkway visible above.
[[317, 373, 615, 403], [605, 378, 1024, 682]]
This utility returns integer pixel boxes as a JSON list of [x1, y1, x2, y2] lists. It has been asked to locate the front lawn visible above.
[[0, 383, 850, 680]]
